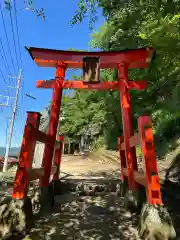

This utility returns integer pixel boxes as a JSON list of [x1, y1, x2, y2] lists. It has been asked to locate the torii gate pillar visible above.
[[40, 63, 66, 206], [118, 63, 138, 190]]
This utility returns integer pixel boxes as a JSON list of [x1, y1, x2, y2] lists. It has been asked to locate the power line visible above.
[[0, 38, 11, 74], [0, 39, 15, 88], [0, 48, 9, 73], [14, 0, 23, 69], [0, 108, 8, 148], [0, 68, 8, 84], [0, 4, 16, 75], [9, 3, 19, 70]]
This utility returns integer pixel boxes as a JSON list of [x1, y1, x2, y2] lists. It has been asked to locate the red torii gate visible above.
[[31, 47, 151, 189], [12, 46, 161, 205], [9, 46, 176, 240]]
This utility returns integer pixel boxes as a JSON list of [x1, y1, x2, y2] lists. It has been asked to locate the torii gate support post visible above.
[[138, 116, 162, 205], [118, 136, 128, 196], [118, 63, 139, 210], [53, 135, 64, 181], [40, 63, 66, 208], [52, 135, 64, 195], [12, 112, 41, 200]]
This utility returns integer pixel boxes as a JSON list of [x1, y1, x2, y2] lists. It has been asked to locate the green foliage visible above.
[[3, 0, 45, 20], [70, 0, 99, 30], [91, 136, 105, 151], [64, 0, 180, 152], [29, 0, 180, 153], [59, 90, 106, 139], [156, 113, 180, 140]]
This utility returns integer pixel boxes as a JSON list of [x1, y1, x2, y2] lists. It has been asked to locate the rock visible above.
[[118, 179, 128, 197], [88, 190, 95, 196], [138, 203, 176, 240], [116, 183, 121, 196], [124, 189, 144, 213], [101, 184, 107, 192], [92, 185, 98, 194], [0, 198, 34, 240], [31, 186, 41, 214], [78, 191, 87, 196], [76, 182, 84, 192]]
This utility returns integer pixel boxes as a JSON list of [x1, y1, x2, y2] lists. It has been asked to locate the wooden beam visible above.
[[27, 47, 155, 69], [35, 59, 149, 69], [29, 168, 44, 181], [35, 129, 52, 144], [120, 133, 140, 150], [36, 80, 147, 91], [123, 168, 146, 186], [130, 133, 140, 147], [64, 81, 119, 90], [51, 166, 57, 175], [29, 166, 57, 181], [36, 79, 54, 88], [128, 80, 148, 90]]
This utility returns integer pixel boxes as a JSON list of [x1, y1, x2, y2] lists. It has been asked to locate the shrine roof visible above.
[[26, 46, 155, 69]]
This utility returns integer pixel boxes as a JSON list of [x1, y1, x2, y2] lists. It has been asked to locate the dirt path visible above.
[[27, 155, 141, 240]]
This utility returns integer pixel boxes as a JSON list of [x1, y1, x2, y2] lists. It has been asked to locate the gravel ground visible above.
[[0, 153, 180, 239]]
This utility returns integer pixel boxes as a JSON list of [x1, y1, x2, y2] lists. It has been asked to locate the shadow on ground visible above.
[[28, 171, 140, 240], [29, 194, 140, 240]]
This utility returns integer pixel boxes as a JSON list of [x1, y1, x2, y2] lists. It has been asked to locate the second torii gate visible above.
[[26, 46, 154, 195]]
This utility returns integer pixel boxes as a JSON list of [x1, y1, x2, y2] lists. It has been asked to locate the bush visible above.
[[155, 112, 180, 140]]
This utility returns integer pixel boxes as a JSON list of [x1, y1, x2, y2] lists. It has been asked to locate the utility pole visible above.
[[3, 69, 23, 172]]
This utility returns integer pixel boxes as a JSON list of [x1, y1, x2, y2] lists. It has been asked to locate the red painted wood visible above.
[[118, 136, 126, 182], [53, 136, 63, 180], [118, 63, 138, 190], [12, 112, 41, 199], [35, 129, 52, 144], [138, 116, 162, 205], [40, 63, 66, 187], [36, 80, 54, 88], [123, 169, 146, 186], [29, 168, 44, 181], [34, 59, 149, 69], [29, 166, 57, 181], [128, 80, 148, 90], [64, 81, 119, 90], [36, 80, 147, 91], [130, 133, 140, 147], [27, 47, 154, 69], [120, 133, 140, 150]]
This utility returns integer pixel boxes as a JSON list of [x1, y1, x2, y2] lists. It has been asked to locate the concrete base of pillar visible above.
[[0, 197, 34, 239], [124, 186, 146, 213], [138, 203, 176, 239]]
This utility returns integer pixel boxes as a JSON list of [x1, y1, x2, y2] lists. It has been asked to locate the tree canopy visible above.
[[58, 0, 180, 152]]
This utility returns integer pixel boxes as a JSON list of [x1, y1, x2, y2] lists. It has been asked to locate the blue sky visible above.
[[0, 0, 104, 148]]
